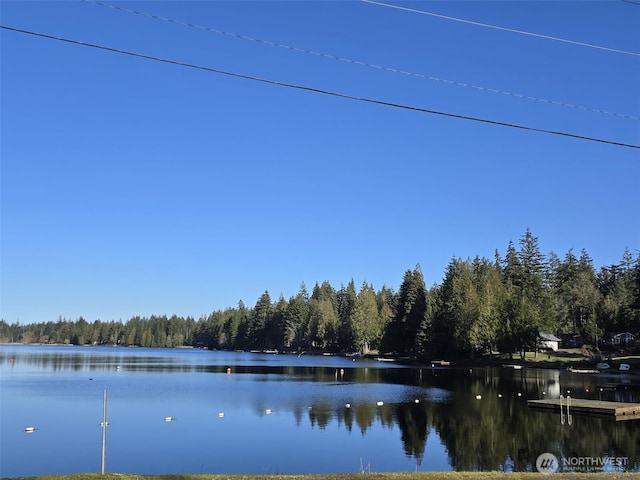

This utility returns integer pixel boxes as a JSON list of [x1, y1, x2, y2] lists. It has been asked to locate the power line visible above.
[[1, 25, 638, 150], [362, 0, 640, 58], [82, 0, 638, 122]]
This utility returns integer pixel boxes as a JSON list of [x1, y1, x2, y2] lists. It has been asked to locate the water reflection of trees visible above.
[[300, 368, 640, 472], [304, 400, 430, 464], [0, 350, 178, 371], [427, 372, 640, 472], [5, 350, 640, 471], [396, 402, 428, 461]]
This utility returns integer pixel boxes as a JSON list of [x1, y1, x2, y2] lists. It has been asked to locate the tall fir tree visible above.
[[382, 266, 428, 356], [337, 280, 357, 351], [284, 284, 309, 350], [352, 282, 381, 354]]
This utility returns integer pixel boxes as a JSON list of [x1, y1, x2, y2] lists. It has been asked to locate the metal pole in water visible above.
[[560, 395, 564, 425], [101, 389, 107, 474]]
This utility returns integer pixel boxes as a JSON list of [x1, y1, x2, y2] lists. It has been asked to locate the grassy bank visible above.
[[8, 472, 640, 480], [486, 351, 640, 370]]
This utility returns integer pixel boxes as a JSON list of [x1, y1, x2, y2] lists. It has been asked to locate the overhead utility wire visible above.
[[82, 0, 638, 122], [1, 26, 638, 150], [362, 0, 640, 58]]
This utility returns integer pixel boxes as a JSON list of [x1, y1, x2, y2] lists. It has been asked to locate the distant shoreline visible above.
[[3, 342, 638, 373]]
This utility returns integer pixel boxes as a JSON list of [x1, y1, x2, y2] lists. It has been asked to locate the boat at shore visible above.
[[431, 360, 451, 367], [568, 367, 600, 374], [502, 364, 523, 370]]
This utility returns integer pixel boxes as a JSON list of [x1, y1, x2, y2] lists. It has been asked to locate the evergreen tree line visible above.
[[2, 230, 639, 359]]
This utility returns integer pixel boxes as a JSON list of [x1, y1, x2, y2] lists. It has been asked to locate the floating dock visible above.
[[528, 398, 640, 421]]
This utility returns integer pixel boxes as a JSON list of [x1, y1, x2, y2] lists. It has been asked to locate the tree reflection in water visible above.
[[2, 347, 639, 473]]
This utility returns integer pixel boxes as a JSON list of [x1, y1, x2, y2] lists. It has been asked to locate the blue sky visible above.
[[1, 1, 638, 324]]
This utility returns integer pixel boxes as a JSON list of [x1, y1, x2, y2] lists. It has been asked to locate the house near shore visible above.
[[606, 332, 636, 347], [539, 332, 561, 351]]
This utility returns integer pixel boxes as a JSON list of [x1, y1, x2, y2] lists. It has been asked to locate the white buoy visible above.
[[345, 403, 351, 408], [475, 395, 482, 400], [498, 394, 502, 398], [24, 426, 36, 433], [376, 401, 384, 406], [414, 399, 420, 403], [164, 416, 175, 422], [218, 412, 224, 418], [517, 393, 522, 397], [265, 409, 272, 414]]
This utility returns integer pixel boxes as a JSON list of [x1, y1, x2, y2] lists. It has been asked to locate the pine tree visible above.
[[498, 230, 552, 358], [352, 282, 381, 354], [284, 284, 309, 350], [250, 291, 273, 349], [382, 266, 428, 356], [337, 280, 357, 351]]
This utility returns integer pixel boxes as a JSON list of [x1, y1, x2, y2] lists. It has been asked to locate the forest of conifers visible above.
[[2, 230, 639, 359]]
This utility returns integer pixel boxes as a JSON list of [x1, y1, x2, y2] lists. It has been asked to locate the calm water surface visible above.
[[1, 345, 639, 477]]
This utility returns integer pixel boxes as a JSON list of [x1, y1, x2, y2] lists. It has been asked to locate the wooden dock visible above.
[[528, 398, 640, 421]]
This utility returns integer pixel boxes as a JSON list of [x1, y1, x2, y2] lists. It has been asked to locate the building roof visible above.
[[539, 332, 561, 342], [606, 332, 636, 339]]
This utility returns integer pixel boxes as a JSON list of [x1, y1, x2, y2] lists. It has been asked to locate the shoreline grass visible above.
[[485, 352, 640, 370]]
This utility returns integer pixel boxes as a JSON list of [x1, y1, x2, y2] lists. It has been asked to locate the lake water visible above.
[[1, 345, 639, 477]]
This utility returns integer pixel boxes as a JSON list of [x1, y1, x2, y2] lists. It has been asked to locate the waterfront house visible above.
[[608, 332, 636, 346], [539, 332, 561, 351]]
